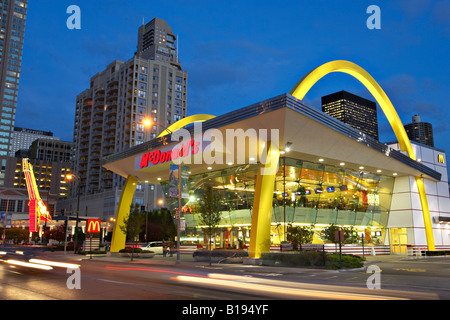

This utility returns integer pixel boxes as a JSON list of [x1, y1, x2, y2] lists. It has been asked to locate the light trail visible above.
[[4, 259, 53, 271], [28, 259, 80, 269]]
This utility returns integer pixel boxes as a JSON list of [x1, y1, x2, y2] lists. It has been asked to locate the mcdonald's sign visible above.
[[87, 219, 101, 233]]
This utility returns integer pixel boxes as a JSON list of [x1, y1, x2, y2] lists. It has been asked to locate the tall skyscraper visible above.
[[137, 17, 180, 67], [404, 115, 434, 147], [322, 90, 379, 140], [72, 18, 186, 209], [0, 0, 27, 157], [12, 127, 59, 155]]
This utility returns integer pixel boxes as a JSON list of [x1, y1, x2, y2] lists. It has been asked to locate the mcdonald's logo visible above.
[[87, 219, 101, 233], [438, 154, 445, 164]]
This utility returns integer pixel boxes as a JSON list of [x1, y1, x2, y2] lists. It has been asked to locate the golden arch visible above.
[[110, 113, 216, 252], [157, 114, 216, 138], [290, 60, 435, 251]]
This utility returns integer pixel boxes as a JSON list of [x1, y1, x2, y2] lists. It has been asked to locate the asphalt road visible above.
[[1, 246, 449, 304]]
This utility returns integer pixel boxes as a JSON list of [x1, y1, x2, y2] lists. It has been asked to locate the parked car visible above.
[[140, 241, 163, 254]]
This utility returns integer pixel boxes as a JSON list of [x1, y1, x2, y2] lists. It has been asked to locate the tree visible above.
[[120, 204, 145, 261], [144, 209, 176, 242], [321, 225, 357, 244], [287, 225, 314, 250], [44, 224, 66, 245], [2, 227, 29, 244], [197, 185, 222, 265]]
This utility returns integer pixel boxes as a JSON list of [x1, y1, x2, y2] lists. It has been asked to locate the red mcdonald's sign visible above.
[[87, 219, 101, 233]]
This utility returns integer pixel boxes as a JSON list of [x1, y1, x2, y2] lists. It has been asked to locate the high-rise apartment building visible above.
[[404, 114, 434, 147], [0, 0, 28, 187], [28, 138, 72, 162], [72, 18, 186, 209], [12, 127, 59, 155], [0, 1, 27, 156], [137, 17, 180, 67], [322, 90, 379, 141]]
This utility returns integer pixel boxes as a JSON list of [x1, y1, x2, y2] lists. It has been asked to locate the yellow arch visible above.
[[290, 60, 435, 251], [111, 114, 216, 252], [157, 114, 216, 138]]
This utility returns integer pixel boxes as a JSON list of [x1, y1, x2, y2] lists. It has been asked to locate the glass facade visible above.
[[161, 157, 394, 247]]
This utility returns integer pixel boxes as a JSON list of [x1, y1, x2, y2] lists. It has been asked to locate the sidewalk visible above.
[[40, 250, 449, 276]]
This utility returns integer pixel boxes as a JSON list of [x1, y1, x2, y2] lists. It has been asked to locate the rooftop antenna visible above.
[[142, 17, 145, 25]]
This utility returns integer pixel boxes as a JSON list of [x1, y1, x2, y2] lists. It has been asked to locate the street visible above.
[[1, 247, 449, 304]]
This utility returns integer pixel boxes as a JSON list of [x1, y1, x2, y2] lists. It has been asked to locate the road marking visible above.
[[97, 279, 133, 285], [392, 268, 426, 272]]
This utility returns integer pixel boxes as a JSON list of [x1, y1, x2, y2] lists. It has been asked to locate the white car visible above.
[[140, 241, 163, 254]]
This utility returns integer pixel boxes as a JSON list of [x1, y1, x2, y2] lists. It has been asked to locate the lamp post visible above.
[[142, 118, 182, 263], [66, 173, 81, 254]]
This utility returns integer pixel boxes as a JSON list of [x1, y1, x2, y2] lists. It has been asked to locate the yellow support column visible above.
[[249, 141, 280, 259], [110, 175, 138, 253], [415, 176, 435, 251]]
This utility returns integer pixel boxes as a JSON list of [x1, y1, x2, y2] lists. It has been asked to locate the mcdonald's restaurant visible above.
[[103, 93, 450, 257]]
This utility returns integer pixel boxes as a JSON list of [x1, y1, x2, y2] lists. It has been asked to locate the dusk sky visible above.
[[15, 1, 450, 166]]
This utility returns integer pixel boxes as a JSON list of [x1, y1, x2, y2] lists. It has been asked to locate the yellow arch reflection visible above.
[[290, 60, 435, 251]]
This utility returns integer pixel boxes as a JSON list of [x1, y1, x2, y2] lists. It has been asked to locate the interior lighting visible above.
[[285, 142, 293, 152]]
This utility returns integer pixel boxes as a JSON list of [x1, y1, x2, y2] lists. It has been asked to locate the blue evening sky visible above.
[[15, 1, 450, 164]]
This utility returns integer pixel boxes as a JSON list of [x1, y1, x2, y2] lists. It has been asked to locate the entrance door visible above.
[[390, 228, 408, 254]]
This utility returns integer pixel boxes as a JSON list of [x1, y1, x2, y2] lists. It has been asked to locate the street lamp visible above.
[[66, 173, 81, 254], [142, 118, 182, 264]]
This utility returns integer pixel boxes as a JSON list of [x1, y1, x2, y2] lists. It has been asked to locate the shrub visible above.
[[79, 250, 107, 255], [425, 250, 450, 256], [260, 251, 325, 267], [119, 247, 143, 253], [325, 254, 364, 269], [192, 249, 248, 262]]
